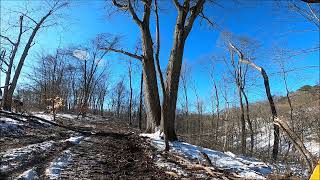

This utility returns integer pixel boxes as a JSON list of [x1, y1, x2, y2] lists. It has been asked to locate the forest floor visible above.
[[0, 112, 172, 179], [1, 111, 305, 180]]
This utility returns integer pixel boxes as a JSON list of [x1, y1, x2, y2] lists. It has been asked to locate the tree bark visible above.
[[242, 88, 254, 154], [134, 1, 162, 133], [139, 72, 143, 130], [161, 25, 185, 140], [141, 32, 161, 132], [128, 59, 133, 125], [212, 79, 219, 142], [237, 82, 246, 155], [162, 0, 205, 141], [154, 0, 165, 97]]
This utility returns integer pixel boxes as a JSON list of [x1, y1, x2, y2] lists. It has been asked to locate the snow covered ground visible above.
[[0, 117, 24, 134], [32, 112, 78, 121], [254, 123, 320, 158], [0, 140, 55, 173], [56, 113, 78, 119], [141, 131, 272, 179]]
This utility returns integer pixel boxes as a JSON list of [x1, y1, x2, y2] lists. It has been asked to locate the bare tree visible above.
[[1, 15, 24, 110], [289, 0, 320, 28], [103, 1, 211, 146], [208, 58, 220, 142], [106, 0, 161, 133], [229, 42, 280, 160], [220, 75, 231, 151], [273, 47, 294, 126], [74, 36, 110, 116], [227, 47, 247, 155], [161, 0, 207, 143], [113, 78, 126, 117], [180, 61, 191, 116], [1, 1, 69, 111], [97, 81, 108, 116]]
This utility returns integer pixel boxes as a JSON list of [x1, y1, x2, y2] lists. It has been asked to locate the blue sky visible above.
[[1, 0, 319, 112]]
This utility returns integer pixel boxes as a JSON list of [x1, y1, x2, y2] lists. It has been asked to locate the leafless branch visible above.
[[101, 47, 143, 61], [154, 0, 165, 96], [229, 42, 262, 71], [199, 11, 217, 28], [112, 0, 143, 27], [128, 0, 143, 26], [173, 0, 182, 10], [307, 3, 320, 23], [0, 35, 15, 46], [22, 13, 38, 25], [112, 0, 128, 10], [184, 0, 205, 37]]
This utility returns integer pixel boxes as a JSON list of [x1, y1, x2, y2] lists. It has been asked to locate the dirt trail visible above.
[[0, 114, 171, 179]]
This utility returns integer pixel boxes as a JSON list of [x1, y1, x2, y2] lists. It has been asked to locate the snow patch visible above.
[[45, 150, 73, 179], [0, 141, 55, 172], [141, 131, 270, 179], [17, 168, 38, 179], [0, 117, 24, 131], [304, 137, 320, 157], [56, 113, 77, 119], [1, 140, 54, 162], [62, 136, 84, 144], [33, 113, 54, 121]]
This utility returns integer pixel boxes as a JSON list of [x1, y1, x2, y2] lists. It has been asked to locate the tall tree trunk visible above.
[[139, 72, 143, 130], [184, 87, 189, 116], [162, 0, 205, 141], [213, 80, 219, 142], [110, 0, 205, 139], [237, 83, 246, 155], [110, 0, 161, 133], [242, 89, 254, 154], [161, 39, 185, 140], [260, 69, 279, 161], [82, 59, 88, 116], [141, 33, 161, 132], [100, 97, 104, 116], [161, 9, 188, 141], [128, 60, 133, 126]]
